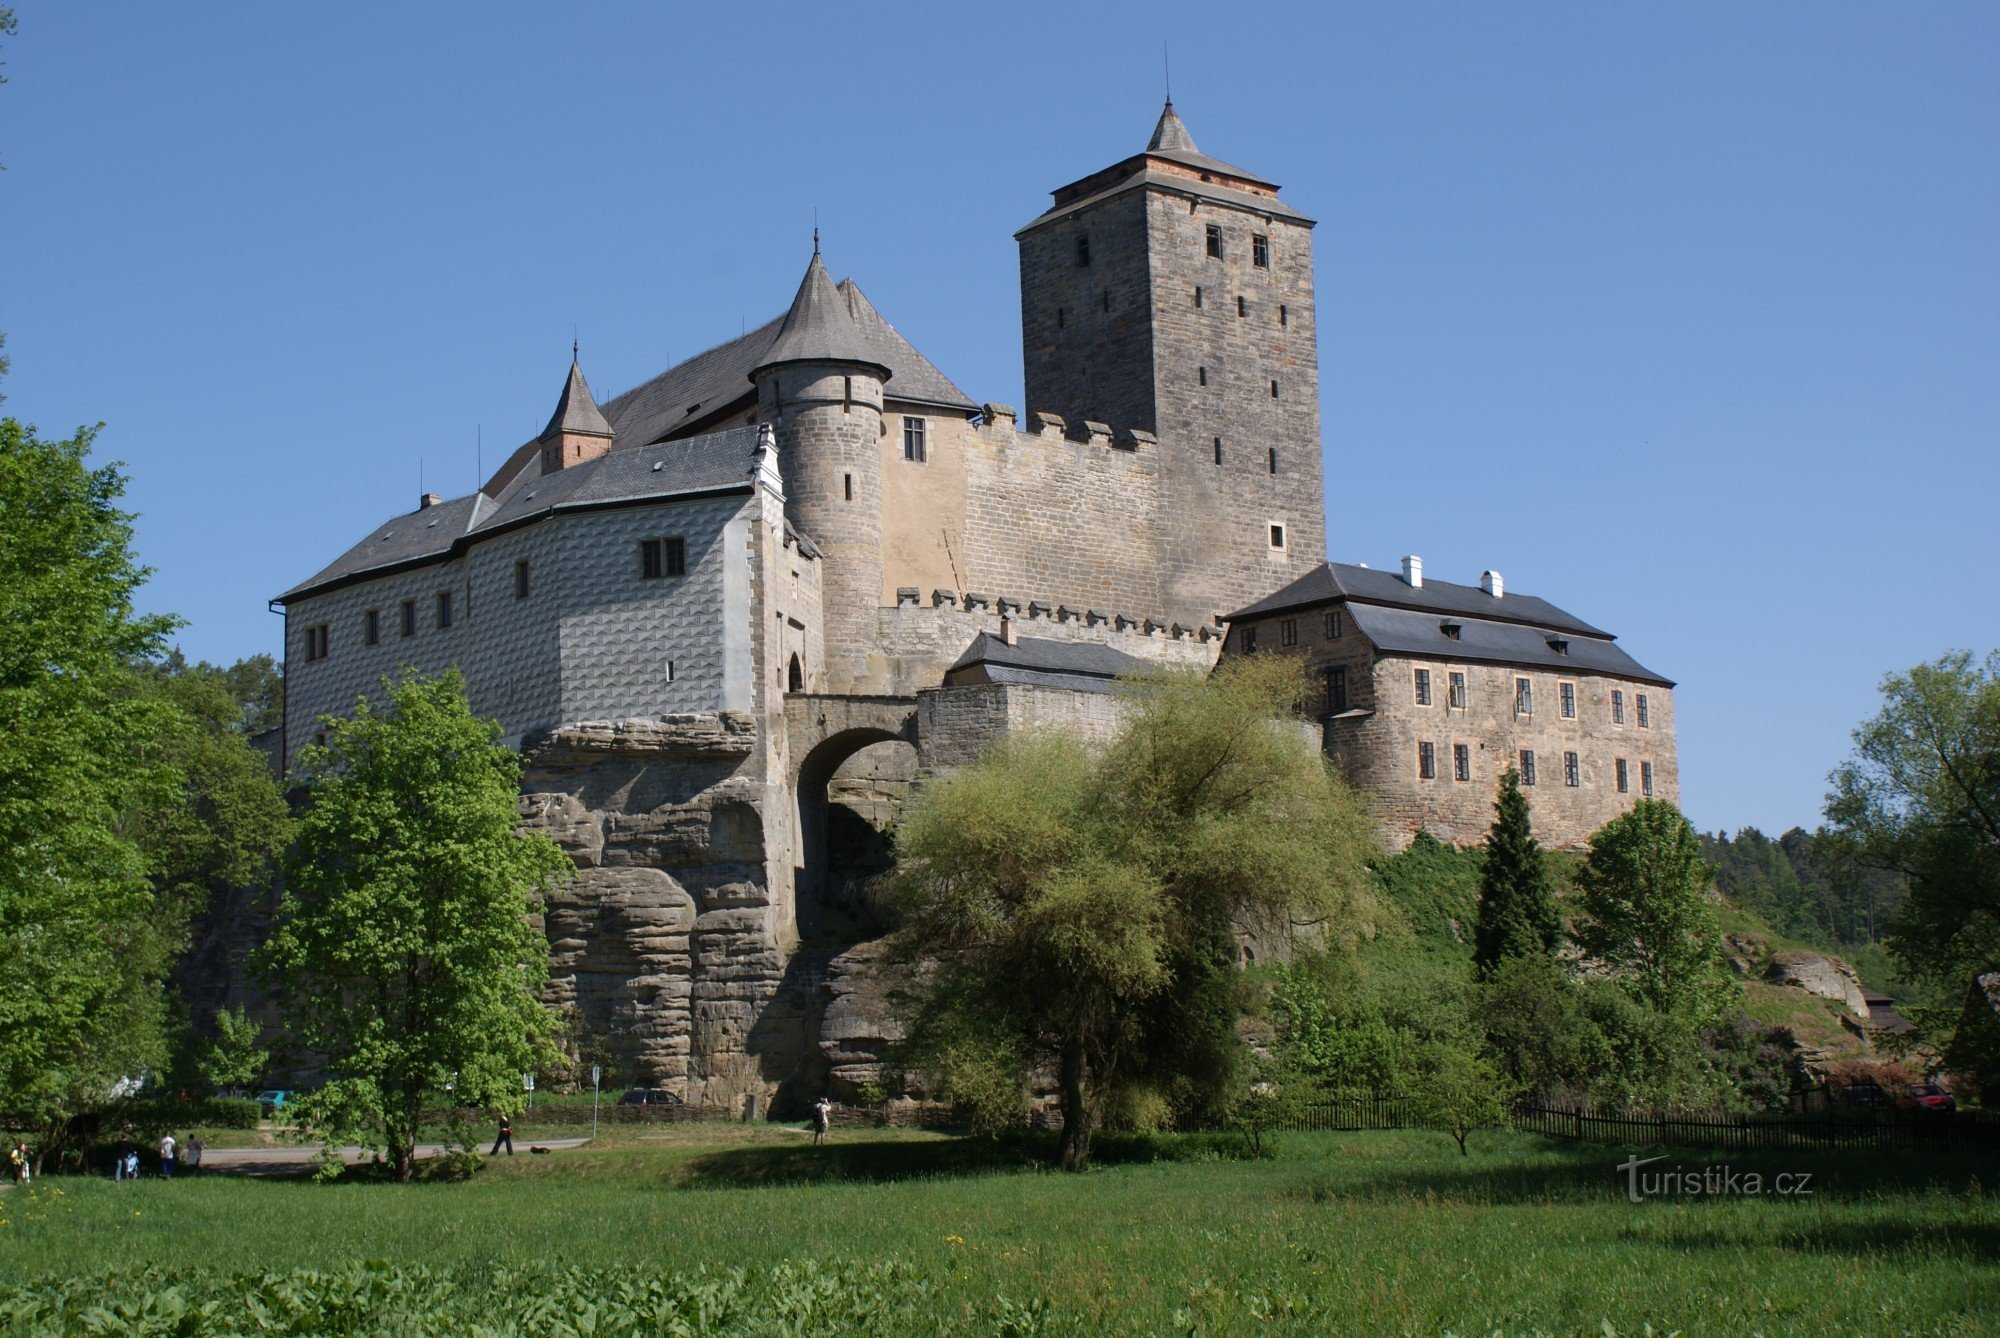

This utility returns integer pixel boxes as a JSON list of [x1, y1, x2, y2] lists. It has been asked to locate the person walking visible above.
[[489, 1113, 514, 1157], [811, 1096, 832, 1145], [158, 1132, 177, 1180], [185, 1136, 205, 1178], [9, 1141, 29, 1184], [114, 1138, 133, 1182]]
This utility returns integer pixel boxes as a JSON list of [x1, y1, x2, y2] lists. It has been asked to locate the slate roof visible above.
[[945, 632, 1145, 694], [281, 426, 764, 601], [755, 253, 890, 377], [542, 355, 614, 439], [1344, 603, 1673, 687], [1018, 103, 1308, 236], [1228, 562, 1609, 638]]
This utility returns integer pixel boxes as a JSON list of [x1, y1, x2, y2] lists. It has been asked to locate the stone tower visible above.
[[538, 349, 616, 474], [1017, 102, 1327, 626], [752, 250, 892, 692]]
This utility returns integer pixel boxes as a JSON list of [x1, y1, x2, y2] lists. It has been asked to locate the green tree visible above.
[[0, 418, 182, 1157], [1408, 1038, 1513, 1156], [1826, 652, 2000, 1014], [200, 1006, 268, 1091], [261, 670, 569, 1180], [886, 658, 1377, 1170], [1574, 801, 1724, 1016], [1472, 768, 1562, 976]]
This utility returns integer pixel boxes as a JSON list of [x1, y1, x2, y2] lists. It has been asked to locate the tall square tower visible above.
[[1017, 103, 1327, 626]]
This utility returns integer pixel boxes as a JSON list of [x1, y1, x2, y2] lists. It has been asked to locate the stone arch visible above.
[[788, 653, 804, 693], [793, 725, 914, 946]]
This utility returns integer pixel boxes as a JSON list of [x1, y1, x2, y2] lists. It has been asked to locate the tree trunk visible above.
[[1057, 1040, 1091, 1172]]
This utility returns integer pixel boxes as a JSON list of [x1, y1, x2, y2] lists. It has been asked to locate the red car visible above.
[[1900, 1082, 1957, 1113]]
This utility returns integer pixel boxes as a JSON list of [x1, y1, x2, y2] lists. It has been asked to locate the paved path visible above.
[[199, 1137, 590, 1176]]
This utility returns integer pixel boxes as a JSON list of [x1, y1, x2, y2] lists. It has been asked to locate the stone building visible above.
[[1221, 556, 1676, 849], [270, 103, 1677, 1104]]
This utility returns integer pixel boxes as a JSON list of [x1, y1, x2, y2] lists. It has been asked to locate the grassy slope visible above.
[[4, 1127, 1994, 1334]]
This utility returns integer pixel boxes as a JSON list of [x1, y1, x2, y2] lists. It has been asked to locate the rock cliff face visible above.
[[520, 713, 805, 1107], [1763, 950, 1871, 1019]]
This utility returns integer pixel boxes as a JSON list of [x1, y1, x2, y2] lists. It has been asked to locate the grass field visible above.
[[2, 1125, 1995, 1334]]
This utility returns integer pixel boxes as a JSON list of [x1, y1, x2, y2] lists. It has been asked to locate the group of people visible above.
[[108, 1134, 204, 1180]]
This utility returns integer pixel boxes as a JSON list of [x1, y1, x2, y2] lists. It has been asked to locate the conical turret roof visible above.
[[542, 353, 614, 439], [751, 251, 892, 380], [1147, 100, 1199, 155]]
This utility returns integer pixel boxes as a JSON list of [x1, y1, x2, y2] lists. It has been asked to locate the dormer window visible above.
[[1547, 636, 1570, 656], [1440, 620, 1461, 641]]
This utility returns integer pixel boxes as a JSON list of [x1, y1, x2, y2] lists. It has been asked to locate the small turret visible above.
[[538, 347, 615, 474], [751, 248, 891, 692]]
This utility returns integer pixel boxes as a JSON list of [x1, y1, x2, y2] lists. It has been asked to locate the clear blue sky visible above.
[[5, 3, 1994, 836]]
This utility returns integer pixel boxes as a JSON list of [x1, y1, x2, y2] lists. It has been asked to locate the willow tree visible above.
[[885, 656, 1378, 1170]]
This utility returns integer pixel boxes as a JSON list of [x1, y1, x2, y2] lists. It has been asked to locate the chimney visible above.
[[1481, 569, 1503, 598], [1401, 555, 1423, 588], [419, 492, 442, 510], [998, 615, 1017, 647]]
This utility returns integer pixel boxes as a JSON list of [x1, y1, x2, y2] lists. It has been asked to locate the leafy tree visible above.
[[1478, 954, 1606, 1099], [199, 1006, 268, 1091], [1826, 651, 2000, 1014], [886, 658, 1377, 1170], [1472, 768, 1562, 976], [0, 418, 181, 1159], [261, 670, 569, 1180], [1408, 1038, 1512, 1156], [1575, 801, 1724, 1016]]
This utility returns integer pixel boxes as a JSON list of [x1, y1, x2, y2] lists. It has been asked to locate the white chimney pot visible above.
[[1401, 555, 1423, 588], [1481, 570, 1504, 598]]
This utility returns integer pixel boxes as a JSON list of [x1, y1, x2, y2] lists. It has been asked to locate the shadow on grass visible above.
[[672, 1129, 1252, 1189]]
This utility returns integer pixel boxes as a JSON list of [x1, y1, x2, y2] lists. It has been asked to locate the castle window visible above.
[[1268, 523, 1285, 549], [1241, 625, 1258, 653], [1519, 750, 1537, 786], [1612, 689, 1626, 725], [1280, 304, 1289, 326], [1057, 308, 1065, 329], [1237, 295, 1247, 317], [1253, 234, 1270, 268], [1271, 379, 1280, 398], [665, 659, 676, 683], [1213, 437, 1223, 465], [1280, 618, 1297, 647], [903, 417, 928, 463], [842, 375, 852, 412], [1616, 758, 1629, 794], [844, 473, 853, 501], [1515, 677, 1533, 715], [1205, 223, 1224, 259], [400, 600, 416, 638], [514, 559, 531, 600], [1414, 668, 1433, 706], [1075, 233, 1090, 267], [363, 609, 380, 646], [1325, 610, 1342, 638], [788, 654, 804, 692], [1418, 742, 1436, 780], [1642, 761, 1655, 797], [1326, 666, 1348, 713], [1441, 620, 1461, 641], [1454, 744, 1470, 782], [1198, 366, 1207, 386], [1564, 751, 1580, 787], [1195, 286, 1203, 308], [1560, 682, 1576, 719], [1102, 288, 1110, 312], [436, 591, 454, 630], [640, 537, 687, 580], [1637, 693, 1651, 728], [1268, 447, 1278, 475], [1449, 671, 1466, 709], [303, 622, 329, 662]]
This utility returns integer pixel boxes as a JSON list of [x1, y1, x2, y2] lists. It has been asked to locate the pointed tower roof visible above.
[[542, 351, 614, 439], [751, 251, 892, 380], [1147, 100, 1199, 155]]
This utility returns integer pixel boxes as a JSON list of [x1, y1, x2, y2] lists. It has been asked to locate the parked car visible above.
[[255, 1089, 293, 1116], [1899, 1082, 1956, 1113], [617, 1087, 679, 1107]]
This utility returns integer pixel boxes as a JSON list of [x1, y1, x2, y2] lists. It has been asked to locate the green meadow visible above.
[[1, 1125, 1994, 1334]]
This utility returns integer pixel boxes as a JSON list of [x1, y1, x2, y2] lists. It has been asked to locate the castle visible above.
[[275, 104, 1676, 1106]]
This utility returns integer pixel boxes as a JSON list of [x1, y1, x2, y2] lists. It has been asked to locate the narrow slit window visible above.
[[664, 536, 686, 577], [400, 600, 416, 637], [514, 559, 530, 600], [1194, 286, 1203, 308], [1198, 366, 1207, 386], [436, 590, 454, 630], [844, 472, 853, 501], [1271, 379, 1280, 398], [1075, 233, 1090, 266], [1101, 288, 1110, 312], [1213, 437, 1223, 465], [1268, 523, 1285, 549], [1237, 295, 1247, 317], [363, 609, 380, 646], [1279, 304, 1289, 326], [1267, 447, 1278, 475]]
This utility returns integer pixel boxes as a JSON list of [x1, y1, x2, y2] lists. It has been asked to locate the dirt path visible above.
[[195, 1137, 591, 1176]]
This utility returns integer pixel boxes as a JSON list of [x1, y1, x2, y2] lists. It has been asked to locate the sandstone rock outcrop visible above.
[[1764, 950, 1871, 1019]]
